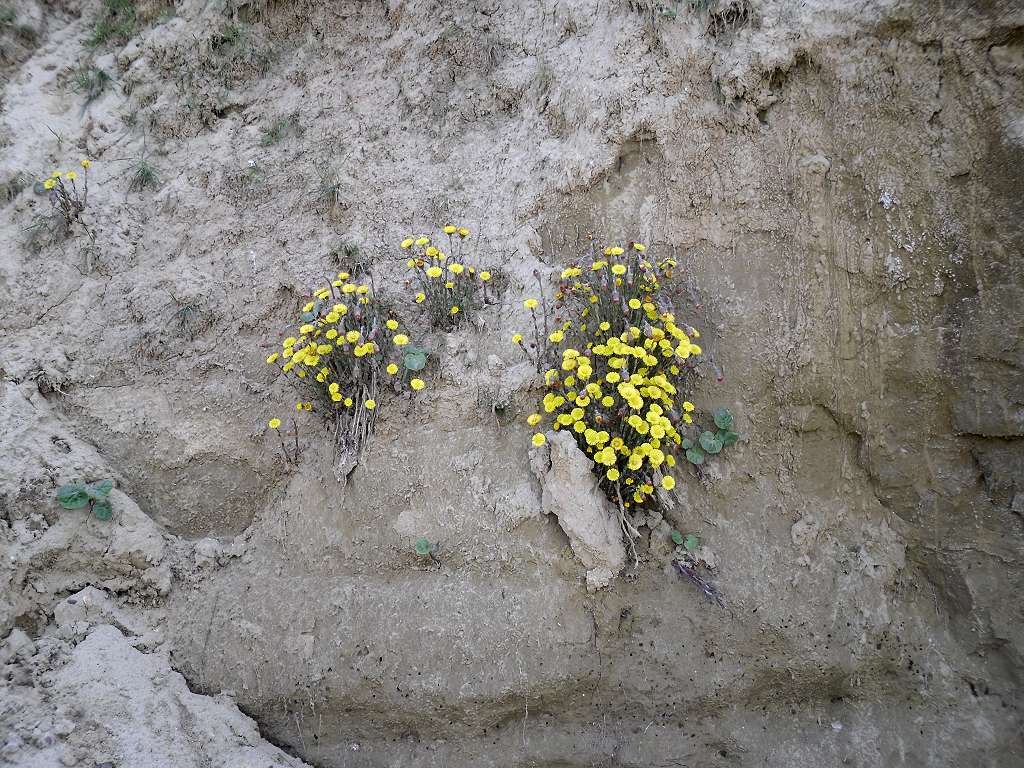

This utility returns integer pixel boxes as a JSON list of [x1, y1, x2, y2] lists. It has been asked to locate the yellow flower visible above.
[[628, 298, 641, 310], [329, 382, 340, 393], [268, 418, 281, 429], [51, 171, 61, 178], [524, 298, 538, 310], [549, 330, 564, 343], [401, 238, 414, 249], [527, 413, 541, 426], [345, 330, 361, 343], [317, 344, 332, 354], [445, 281, 454, 290], [266, 353, 279, 364], [606, 468, 620, 481], [450, 305, 460, 315], [531, 433, 546, 447], [386, 319, 399, 331], [331, 392, 343, 402], [364, 399, 377, 410], [80, 159, 91, 168], [415, 292, 426, 303], [356, 285, 369, 295], [387, 363, 399, 375], [65, 171, 77, 181], [43, 179, 55, 190], [458, 227, 469, 237], [393, 334, 409, 346], [407, 259, 416, 268], [426, 266, 443, 278], [410, 378, 425, 391], [326, 329, 338, 339], [415, 237, 430, 246], [303, 301, 315, 312], [342, 284, 356, 294], [512, 333, 523, 344], [480, 271, 491, 281], [299, 324, 314, 334], [449, 263, 464, 275], [426, 246, 439, 257], [344, 397, 353, 407], [611, 264, 626, 275], [682, 401, 695, 412], [661, 476, 676, 490], [443, 225, 457, 234], [338, 272, 350, 280], [633, 243, 646, 252]]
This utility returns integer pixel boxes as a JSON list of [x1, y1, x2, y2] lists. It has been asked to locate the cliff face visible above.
[[1, 1, 1022, 767]]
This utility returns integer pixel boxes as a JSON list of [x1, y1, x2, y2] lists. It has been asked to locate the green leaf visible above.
[[719, 430, 739, 447], [683, 534, 700, 551], [414, 537, 430, 556], [699, 430, 723, 455], [86, 479, 114, 498], [680, 438, 693, 450], [92, 499, 113, 520], [300, 310, 316, 322], [671, 529, 684, 546], [404, 350, 427, 371], [57, 483, 89, 510], [713, 407, 734, 430], [685, 446, 705, 465]]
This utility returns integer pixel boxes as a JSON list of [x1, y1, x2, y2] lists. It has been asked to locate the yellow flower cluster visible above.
[[401, 225, 493, 327], [40, 159, 91, 226], [520, 242, 704, 510], [265, 271, 427, 441]]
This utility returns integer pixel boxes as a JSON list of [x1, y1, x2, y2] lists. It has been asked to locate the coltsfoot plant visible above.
[[400, 225, 494, 328], [39, 159, 92, 228], [56, 478, 115, 520], [514, 242, 739, 562], [26, 159, 95, 248], [265, 269, 429, 457]]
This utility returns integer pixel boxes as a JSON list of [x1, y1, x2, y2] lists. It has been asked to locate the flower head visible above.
[[410, 378, 425, 391], [364, 399, 377, 410], [480, 271, 491, 281], [524, 298, 538, 310], [387, 363, 399, 375], [43, 179, 55, 190], [80, 159, 91, 168], [401, 238, 414, 249], [531, 433, 546, 447], [268, 418, 281, 429], [65, 171, 77, 181], [393, 334, 409, 346]]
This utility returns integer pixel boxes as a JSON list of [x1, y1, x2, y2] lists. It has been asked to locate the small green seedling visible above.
[[56, 479, 115, 519], [404, 346, 427, 372], [683, 407, 740, 466], [670, 529, 700, 551], [414, 537, 431, 557]]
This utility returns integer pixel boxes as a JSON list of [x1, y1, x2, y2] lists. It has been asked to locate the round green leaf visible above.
[[57, 483, 89, 510], [683, 534, 700, 551], [92, 499, 113, 520], [671, 529, 684, 546], [680, 438, 693, 450], [685, 447, 705, 465], [87, 479, 114, 498], [414, 537, 431, 556], [713, 407, 734, 430], [699, 430, 723, 455], [404, 351, 427, 371], [719, 430, 739, 447]]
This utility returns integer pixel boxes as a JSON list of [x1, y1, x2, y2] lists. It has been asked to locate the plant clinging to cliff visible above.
[[513, 242, 739, 557], [400, 225, 493, 328], [265, 268, 428, 457]]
